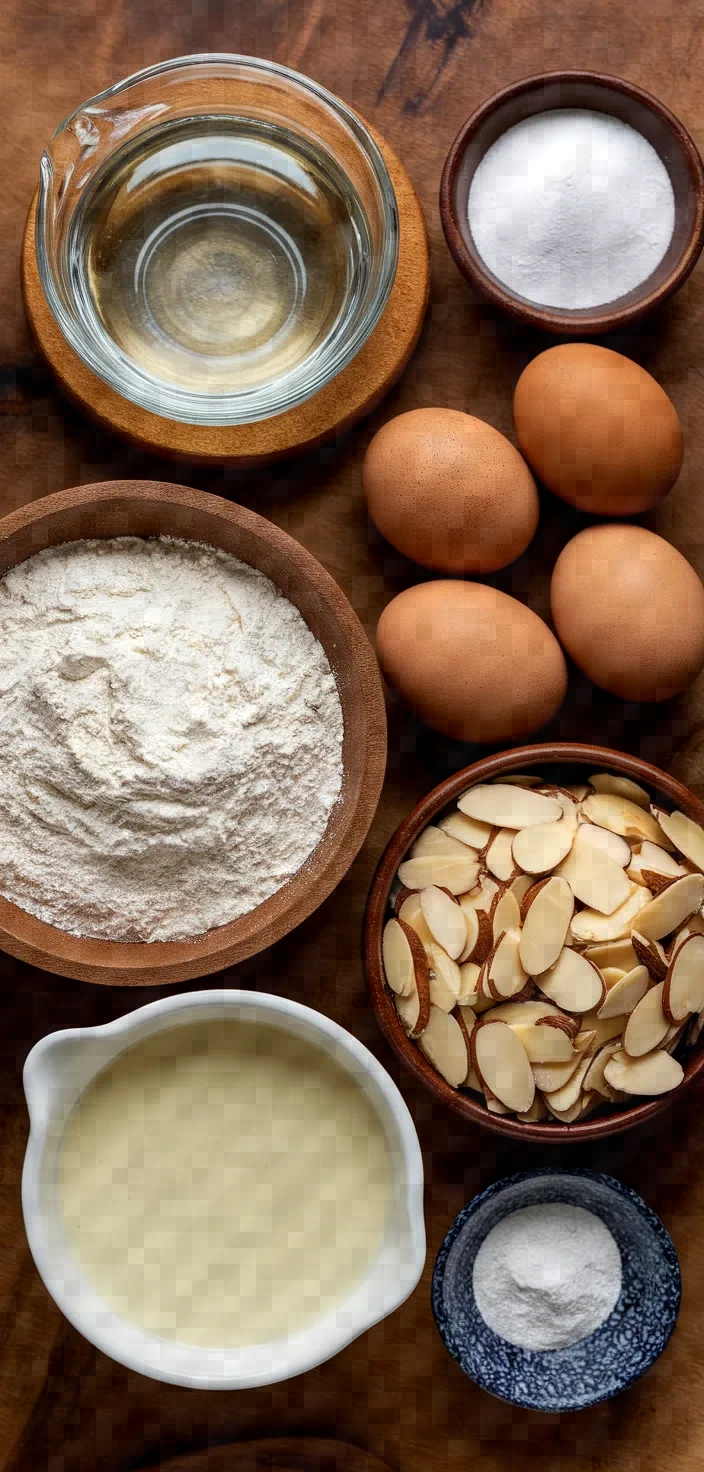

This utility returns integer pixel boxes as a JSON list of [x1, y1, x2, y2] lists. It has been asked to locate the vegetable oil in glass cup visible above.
[[35, 54, 399, 426]]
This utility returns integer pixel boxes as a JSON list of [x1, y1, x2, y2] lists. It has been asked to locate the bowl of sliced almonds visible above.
[[363, 743, 704, 1141]]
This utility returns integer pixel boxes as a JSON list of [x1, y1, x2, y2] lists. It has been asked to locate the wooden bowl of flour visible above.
[[0, 481, 386, 985]]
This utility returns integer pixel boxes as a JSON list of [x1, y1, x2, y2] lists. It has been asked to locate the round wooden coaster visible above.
[[21, 125, 429, 465]]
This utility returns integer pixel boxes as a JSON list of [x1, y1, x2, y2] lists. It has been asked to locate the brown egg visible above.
[[362, 408, 539, 573], [376, 580, 567, 743], [513, 344, 683, 516], [551, 524, 704, 702]]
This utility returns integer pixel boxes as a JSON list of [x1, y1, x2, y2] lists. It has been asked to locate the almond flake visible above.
[[458, 784, 562, 830], [411, 825, 475, 860], [566, 783, 592, 801], [601, 967, 627, 987], [630, 930, 669, 981], [454, 1004, 477, 1081], [512, 800, 577, 874], [397, 892, 435, 950], [536, 946, 605, 1012], [569, 884, 652, 944], [588, 772, 651, 808], [507, 1020, 577, 1065], [640, 870, 678, 896], [471, 1019, 536, 1112], [382, 918, 421, 997], [583, 1042, 622, 1098], [576, 821, 632, 868], [663, 932, 704, 1022], [603, 1048, 684, 1096], [486, 827, 520, 882], [579, 1010, 629, 1046], [397, 854, 479, 894], [532, 1031, 594, 1091], [458, 902, 493, 966], [542, 1049, 594, 1111], [597, 965, 650, 1019], [623, 981, 670, 1057], [656, 809, 704, 873], [458, 960, 481, 1006], [628, 842, 686, 883], [458, 903, 480, 964], [486, 929, 528, 999], [519, 876, 574, 975], [459, 874, 500, 915], [438, 811, 491, 850], [509, 874, 534, 906], [492, 888, 522, 941], [632, 873, 704, 941], [581, 793, 672, 847], [583, 938, 639, 972], [426, 941, 462, 1012], [418, 1006, 468, 1087], [420, 885, 467, 961], [517, 1095, 550, 1122], [556, 823, 632, 915]]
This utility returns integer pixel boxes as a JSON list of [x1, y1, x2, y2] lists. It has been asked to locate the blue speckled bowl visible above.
[[432, 1170, 681, 1412]]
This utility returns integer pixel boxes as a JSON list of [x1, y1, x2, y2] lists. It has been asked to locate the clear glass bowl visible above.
[[36, 54, 399, 426]]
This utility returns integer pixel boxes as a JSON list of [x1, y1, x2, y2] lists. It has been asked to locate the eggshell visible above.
[[362, 408, 539, 573], [513, 344, 683, 516], [376, 580, 567, 743], [551, 524, 704, 702]]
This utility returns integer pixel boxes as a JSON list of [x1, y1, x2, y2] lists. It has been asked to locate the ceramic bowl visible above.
[[431, 1169, 680, 1411], [439, 70, 704, 335], [22, 987, 426, 1389], [0, 480, 386, 985], [363, 741, 704, 1142]]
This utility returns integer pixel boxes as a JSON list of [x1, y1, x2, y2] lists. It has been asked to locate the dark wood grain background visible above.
[[3, 2, 704, 1470]]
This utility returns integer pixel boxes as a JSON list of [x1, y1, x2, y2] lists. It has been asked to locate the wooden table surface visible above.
[[3, 2, 704, 1470]]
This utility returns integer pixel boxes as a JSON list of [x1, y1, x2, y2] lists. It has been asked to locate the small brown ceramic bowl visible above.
[[439, 70, 704, 335], [0, 480, 386, 986], [364, 742, 704, 1143]]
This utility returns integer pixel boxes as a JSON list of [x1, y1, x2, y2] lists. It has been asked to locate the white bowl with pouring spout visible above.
[[22, 989, 425, 1388]]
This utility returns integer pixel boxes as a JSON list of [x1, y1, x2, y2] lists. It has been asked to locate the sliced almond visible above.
[[566, 783, 592, 801], [471, 1020, 535, 1113], [656, 809, 704, 873], [394, 946, 431, 1038], [664, 1023, 687, 1055], [583, 937, 639, 972], [544, 1092, 591, 1123], [418, 1006, 468, 1087], [597, 965, 650, 1019], [579, 1010, 629, 1046], [426, 941, 462, 1012], [576, 821, 632, 868], [457, 960, 481, 1006], [411, 825, 475, 860], [663, 932, 704, 1022], [583, 1042, 622, 1098], [484, 1090, 513, 1114], [420, 885, 467, 961], [581, 793, 672, 848], [486, 827, 520, 882], [438, 810, 491, 850], [458, 902, 493, 966], [632, 873, 704, 941], [458, 784, 562, 830], [492, 888, 522, 942], [454, 1004, 477, 1082], [464, 1064, 483, 1092], [668, 914, 704, 959], [628, 842, 687, 883], [604, 1048, 684, 1096], [512, 801, 577, 875], [508, 874, 534, 907], [569, 884, 652, 944], [556, 823, 632, 915], [481, 998, 563, 1026], [519, 876, 550, 922], [397, 892, 435, 950], [532, 1031, 594, 1092], [382, 917, 424, 997], [536, 947, 606, 1013], [588, 772, 651, 808], [631, 930, 669, 981], [393, 885, 414, 915], [542, 1049, 593, 1112], [486, 929, 528, 1000], [640, 869, 679, 896], [397, 854, 479, 895], [508, 1020, 576, 1065], [457, 903, 480, 964], [602, 967, 627, 987], [459, 874, 499, 915], [517, 1094, 550, 1123], [623, 982, 670, 1057], [519, 876, 574, 975]]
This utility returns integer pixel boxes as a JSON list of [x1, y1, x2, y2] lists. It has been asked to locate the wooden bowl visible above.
[[363, 742, 704, 1143], [0, 481, 386, 985], [439, 70, 704, 335]]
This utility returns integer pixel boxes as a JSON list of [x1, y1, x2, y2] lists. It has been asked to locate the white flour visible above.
[[0, 536, 344, 941], [472, 1202, 622, 1350], [468, 109, 675, 310]]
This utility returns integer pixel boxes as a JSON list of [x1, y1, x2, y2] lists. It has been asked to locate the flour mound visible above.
[[0, 536, 344, 941]]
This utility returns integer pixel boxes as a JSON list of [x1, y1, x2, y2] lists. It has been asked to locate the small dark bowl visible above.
[[439, 70, 704, 335], [432, 1169, 681, 1411], [363, 742, 704, 1143]]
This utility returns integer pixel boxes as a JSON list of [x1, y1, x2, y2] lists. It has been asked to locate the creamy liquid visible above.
[[59, 1019, 391, 1347]]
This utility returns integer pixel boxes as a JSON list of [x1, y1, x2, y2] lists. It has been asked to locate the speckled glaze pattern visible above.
[[431, 1169, 681, 1412]]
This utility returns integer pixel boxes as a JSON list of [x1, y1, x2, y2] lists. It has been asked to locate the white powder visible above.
[[0, 536, 344, 941], [467, 109, 675, 309], [472, 1202, 622, 1350]]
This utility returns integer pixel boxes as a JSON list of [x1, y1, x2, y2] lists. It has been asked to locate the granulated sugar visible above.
[[0, 536, 344, 941], [467, 109, 675, 310]]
